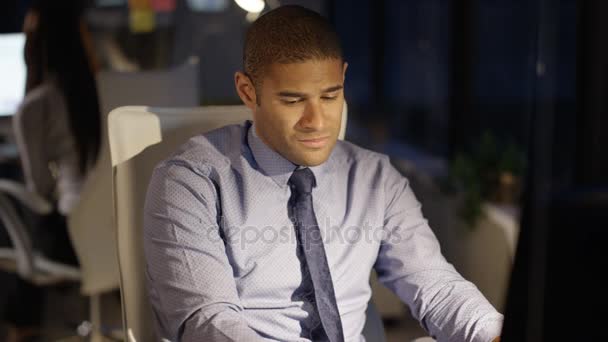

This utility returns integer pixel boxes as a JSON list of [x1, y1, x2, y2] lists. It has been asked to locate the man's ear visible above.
[[235, 71, 257, 110], [342, 62, 348, 82]]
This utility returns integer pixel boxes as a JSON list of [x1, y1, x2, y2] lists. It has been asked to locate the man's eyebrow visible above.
[[322, 85, 344, 93], [276, 91, 307, 98], [276, 85, 343, 98]]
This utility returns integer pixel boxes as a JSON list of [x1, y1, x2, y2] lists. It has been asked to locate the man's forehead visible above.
[[264, 59, 344, 87], [270, 58, 344, 71]]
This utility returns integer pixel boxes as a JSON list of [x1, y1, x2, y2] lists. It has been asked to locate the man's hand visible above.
[[492, 337, 501, 342]]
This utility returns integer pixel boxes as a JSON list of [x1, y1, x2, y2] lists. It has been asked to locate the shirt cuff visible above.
[[473, 314, 504, 342]]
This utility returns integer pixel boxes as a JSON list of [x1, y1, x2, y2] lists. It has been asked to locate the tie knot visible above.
[[288, 168, 316, 194]]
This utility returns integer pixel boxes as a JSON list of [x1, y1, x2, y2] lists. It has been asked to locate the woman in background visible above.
[[0, 0, 101, 340], [18, 0, 101, 216]]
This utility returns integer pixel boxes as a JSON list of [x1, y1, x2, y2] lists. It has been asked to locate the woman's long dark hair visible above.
[[24, 0, 101, 173]]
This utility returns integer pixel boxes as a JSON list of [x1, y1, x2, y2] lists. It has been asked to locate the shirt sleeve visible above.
[[13, 94, 55, 198], [143, 161, 265, 342], [374, 157, 503, 342]]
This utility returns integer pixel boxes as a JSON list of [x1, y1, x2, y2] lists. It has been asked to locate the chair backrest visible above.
[[110, 105, 252, 341], [67, 137, 120, 295], [109, 103, 385, 342], [97, 57, 200, 118]]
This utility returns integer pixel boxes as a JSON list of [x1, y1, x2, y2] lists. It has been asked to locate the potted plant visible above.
[[442, 131, 525, 229]]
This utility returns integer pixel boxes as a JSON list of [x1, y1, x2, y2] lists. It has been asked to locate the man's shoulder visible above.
[[330, 141, 398, 188], [156, 121, 248, 173]]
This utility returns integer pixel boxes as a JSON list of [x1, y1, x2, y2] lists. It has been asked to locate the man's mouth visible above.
[[297, 136, 330, 148]]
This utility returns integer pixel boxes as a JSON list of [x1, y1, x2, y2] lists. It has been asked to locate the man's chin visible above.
[[291, 151, 331, 167]]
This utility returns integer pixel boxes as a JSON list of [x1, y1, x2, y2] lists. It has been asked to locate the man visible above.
[[144, 5, 503, 342]]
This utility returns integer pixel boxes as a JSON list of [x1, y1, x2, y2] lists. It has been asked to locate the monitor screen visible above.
[[96, 0, 127, 6], [0, 33, 26, 117]]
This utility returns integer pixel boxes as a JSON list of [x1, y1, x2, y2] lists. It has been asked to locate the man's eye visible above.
[[321, 96, 338, 101], [281, 99, 301, 105]]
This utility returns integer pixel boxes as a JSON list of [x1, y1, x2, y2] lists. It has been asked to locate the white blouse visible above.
[[13, 80, 84, 215]]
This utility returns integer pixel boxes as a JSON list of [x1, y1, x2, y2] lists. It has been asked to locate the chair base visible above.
[[0, 248, 81, 286]]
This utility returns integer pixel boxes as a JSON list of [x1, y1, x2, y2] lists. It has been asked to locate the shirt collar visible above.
[[247, 121, 335, 188], [247, 121, 297, 188]]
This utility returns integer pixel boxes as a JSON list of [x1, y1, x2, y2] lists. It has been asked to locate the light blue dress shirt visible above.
[[143, 120, 503, 342]]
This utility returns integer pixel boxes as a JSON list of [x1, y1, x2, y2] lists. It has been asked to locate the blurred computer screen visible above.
[[0, 32, 26, 117], [95, 0, 127, 7]]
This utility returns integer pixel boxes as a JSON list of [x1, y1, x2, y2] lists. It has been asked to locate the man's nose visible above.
[[299, 101, 324, 131]]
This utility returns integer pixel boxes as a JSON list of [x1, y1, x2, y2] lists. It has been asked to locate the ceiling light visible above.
[[234, 0, 265, 13]]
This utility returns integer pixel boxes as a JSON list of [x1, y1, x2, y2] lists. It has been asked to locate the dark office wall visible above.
[[577, 0, 608, 183], [502, 1, 608, 341], [0, 0, 31, 33]]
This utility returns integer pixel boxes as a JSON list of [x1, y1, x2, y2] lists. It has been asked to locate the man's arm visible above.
[[143, 162, 263, 341], [374, 157, 503, 342]]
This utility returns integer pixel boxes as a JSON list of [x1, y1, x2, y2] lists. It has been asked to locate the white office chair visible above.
[[0, 180, 80, 284], [109, 103, 385, 342]]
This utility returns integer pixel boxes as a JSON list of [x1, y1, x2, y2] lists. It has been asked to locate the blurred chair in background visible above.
[[96, 55, 200, 119]]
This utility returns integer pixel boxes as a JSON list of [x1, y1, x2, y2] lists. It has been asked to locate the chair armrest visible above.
[[0, 179, 53, 215], [0, 194, 34, 278]]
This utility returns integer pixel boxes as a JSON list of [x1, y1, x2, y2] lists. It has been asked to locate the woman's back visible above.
[[13, 78, 83, 215]]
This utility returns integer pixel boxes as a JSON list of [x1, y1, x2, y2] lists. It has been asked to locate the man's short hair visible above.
[[243, 5, 343, 90]]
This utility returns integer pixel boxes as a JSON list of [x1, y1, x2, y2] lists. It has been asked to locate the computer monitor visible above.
[[95, 0, 127, 6], [0, 33, 26, 117]]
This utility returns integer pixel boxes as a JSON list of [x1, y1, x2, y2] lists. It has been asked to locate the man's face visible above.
[[251, 58, 346, 166]]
